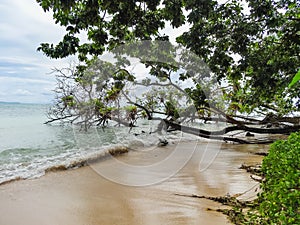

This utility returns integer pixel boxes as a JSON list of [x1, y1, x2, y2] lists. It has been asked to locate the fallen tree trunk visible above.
[[163, 119, 298, 144], [164, 119, 300, 135]]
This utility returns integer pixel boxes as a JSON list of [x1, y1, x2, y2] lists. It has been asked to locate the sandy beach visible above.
[[0, 141, 268, 225]]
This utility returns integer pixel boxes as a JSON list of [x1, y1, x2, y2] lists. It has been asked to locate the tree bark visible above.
[[163, 119, 298, 144]]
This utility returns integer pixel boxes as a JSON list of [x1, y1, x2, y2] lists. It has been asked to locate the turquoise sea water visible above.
[[0, 103, 186, 184], [0, 103, 77, 183]]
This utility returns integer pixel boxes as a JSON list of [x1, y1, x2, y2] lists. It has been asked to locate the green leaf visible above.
[[289, 69, 300, 88]]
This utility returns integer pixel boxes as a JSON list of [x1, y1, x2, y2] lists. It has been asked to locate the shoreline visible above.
[[0, 141, 267, 225], [0, 145, 130, 186]]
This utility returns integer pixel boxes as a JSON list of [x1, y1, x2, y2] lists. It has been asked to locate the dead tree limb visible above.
[[164, 120, 300, 136], [163, 119, 298, 144]]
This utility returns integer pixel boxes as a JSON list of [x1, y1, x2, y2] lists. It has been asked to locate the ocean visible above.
[[0, 102, 194, 184]]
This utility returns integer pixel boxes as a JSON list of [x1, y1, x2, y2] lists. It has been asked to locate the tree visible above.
[[176, 0, 300, 115], [38, 0, 300, 142], [45, 41, 300, 144]]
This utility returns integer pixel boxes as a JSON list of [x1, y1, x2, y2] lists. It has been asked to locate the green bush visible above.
[[257, 132, 300, 224]]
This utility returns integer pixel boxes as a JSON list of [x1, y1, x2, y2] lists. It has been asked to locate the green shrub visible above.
[[257, 132, 300, 224]]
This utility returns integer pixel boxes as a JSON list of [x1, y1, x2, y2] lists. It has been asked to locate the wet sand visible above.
[[0, 141, 267, 225]]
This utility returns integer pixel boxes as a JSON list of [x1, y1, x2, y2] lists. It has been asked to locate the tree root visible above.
[[175, 193, 258, 225], [250, 175, 263, 182], [239, 164, 262, 176], [174, 193, 251, 208], [254, 152, 268, 156]]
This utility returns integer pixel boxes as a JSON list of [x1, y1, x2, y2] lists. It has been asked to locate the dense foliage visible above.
[[36, 0, 300, 117], [249, 132, 300, 224], [177, 0, 300, 114], [259, 132, 300, 224]]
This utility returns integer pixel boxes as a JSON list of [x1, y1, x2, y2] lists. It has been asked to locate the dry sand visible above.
[[0, 141, 268, 225]]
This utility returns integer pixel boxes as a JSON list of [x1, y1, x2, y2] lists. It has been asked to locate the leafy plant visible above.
[[252, 132, 300, 224], [289, 69, 300, 88], [62, 95, 76, 107]]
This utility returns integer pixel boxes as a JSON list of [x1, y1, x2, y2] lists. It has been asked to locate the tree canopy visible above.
[[37, 0, 300, 143]]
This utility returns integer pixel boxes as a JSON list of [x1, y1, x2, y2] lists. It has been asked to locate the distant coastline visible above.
[[0, 101, 21, 104], [0, 101, 50, 105]]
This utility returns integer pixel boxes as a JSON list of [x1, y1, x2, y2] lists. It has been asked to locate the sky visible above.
[[0, 0, 69, 103], [0, 0, 190, 104]]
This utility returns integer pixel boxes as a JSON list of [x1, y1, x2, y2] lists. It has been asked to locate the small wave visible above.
[[0, 126, 202, 186], [0, 146, 129, 185], [45, 146, 129, 173]]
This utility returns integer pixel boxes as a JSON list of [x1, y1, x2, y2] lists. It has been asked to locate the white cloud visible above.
[[0, 76, 55, 103], [0, 0, 64, 41], [0, 0, 71, 103], [0, 91, 7, 96], [0, 0, 191, 103], [14, 89, 33, 96], [0, 76, 55, 85]]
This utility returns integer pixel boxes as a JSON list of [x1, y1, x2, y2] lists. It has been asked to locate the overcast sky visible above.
[[0, 0, 70, 103], [0, 0, 190, 104]]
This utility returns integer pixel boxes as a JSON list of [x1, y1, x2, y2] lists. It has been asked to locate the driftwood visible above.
[[174, 193, 248, 208], [164, 119, 300, 135], [239, 164, 262, 176], [163, 119, 297, 144]]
